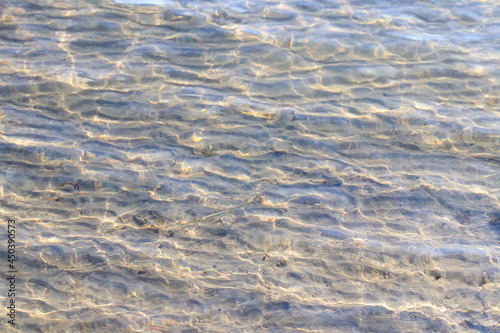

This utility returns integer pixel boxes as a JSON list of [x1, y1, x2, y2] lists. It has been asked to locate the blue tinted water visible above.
[[1, 0, 500, 331]]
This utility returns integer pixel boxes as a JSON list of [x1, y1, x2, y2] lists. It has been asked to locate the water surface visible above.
[[1, 0, 500, 331]]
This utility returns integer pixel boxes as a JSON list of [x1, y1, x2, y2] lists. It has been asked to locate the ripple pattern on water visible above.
[[1, 0, 500, 331]]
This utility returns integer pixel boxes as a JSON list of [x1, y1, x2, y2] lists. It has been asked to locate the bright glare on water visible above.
[[1, 0, 500, 332]]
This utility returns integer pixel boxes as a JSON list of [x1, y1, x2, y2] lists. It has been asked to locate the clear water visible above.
[[1, 0, 500, 332]]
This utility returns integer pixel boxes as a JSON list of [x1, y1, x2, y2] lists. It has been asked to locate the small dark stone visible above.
[[132, 216, 147, 227], [271, 150, 286, 158], [482, 273, 488, 286], [426, 269, 442, 281], [489, 217, 500, 226], [208, 228, 227, 236], [276, 259, 287, 267], [275, 219, 288, 227], [265, 301, 290, 311], [321, 177, 342, 186]]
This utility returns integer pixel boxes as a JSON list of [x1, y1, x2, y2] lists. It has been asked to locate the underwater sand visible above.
[[1, 0, 500, 331]]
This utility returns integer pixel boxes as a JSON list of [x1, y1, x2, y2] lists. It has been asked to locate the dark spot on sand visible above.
[[488, 217, 500, 226], [276, 259, 287, 267]]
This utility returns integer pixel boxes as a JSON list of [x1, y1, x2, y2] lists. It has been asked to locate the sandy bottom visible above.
[[1, 0, 500, 331]]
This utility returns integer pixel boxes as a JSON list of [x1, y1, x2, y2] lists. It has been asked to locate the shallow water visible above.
[[1, 0, 500, 332]]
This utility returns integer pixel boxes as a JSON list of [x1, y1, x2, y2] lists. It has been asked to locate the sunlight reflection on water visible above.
[[1, 0, 500, 331]]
